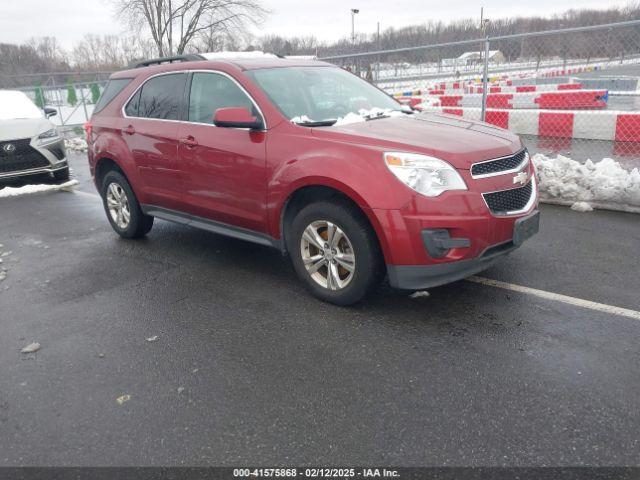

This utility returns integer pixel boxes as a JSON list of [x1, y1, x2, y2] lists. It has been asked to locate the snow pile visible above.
[[570, 201, 594, 212], [533, 153, 640, 213], [0, 180, 78, 198], [200, 51, 277, 60], [64, 137, 88, 152], [290, 115, 314, 124], [0, 90, 42, 120], [334, 108, 404, 126]]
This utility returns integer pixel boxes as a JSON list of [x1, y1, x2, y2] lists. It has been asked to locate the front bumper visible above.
[[0, 138, 67, 181], [388, 239, 515, 290], [387, 209, 540, 290], [0, 162, 68, 181]]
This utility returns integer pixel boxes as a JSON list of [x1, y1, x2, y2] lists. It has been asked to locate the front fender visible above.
[[266, 132, 414, 262]]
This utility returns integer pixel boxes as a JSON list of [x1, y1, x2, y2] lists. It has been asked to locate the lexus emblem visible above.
[[2, 143, 16, 154], [513, 171, 529, 186]]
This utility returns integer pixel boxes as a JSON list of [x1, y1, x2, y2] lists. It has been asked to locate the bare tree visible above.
[[72, 34, 158, 69], [112, 0, 268, 56]]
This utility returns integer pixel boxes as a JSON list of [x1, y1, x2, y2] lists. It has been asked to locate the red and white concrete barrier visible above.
[[418, 107, 640, 142], [432, 90, 608, 110], [465, 83, 582, 94]]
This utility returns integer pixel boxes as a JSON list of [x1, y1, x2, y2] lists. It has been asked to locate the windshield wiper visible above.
[[364, 108, 414, 121], [293, 119, 338, 127]]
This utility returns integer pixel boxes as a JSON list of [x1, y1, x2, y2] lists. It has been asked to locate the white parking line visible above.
[[72, 189, 100, 199], [467, 276, 640, 321]]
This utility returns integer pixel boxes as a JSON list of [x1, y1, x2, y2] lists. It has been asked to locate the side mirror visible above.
[[44, 107, 57, 118], [213, 107, 262, 130]]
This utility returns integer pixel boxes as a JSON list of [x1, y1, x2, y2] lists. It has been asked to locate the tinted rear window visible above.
[[126, 73, 186, 120], [94, 78, 132, 114]]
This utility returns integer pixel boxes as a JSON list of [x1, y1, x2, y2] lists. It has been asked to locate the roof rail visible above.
[[133, 54, 205, 69]]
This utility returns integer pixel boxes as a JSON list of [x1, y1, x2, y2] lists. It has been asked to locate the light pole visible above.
[[351, 8, 359, 45]]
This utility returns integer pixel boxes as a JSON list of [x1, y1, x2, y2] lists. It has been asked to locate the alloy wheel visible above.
[[300, 220, 356, 290], [106, 182, 131, 230]]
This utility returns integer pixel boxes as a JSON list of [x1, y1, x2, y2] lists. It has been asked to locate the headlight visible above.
[[37, 128, 60, 142], [384, 152, 467, 197]]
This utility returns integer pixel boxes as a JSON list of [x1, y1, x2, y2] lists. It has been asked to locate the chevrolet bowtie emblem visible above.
[[513, 171, 529, 186]]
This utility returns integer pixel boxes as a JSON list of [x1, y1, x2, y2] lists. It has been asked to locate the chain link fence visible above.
[[320, 19, 640, 167], [4, 20, 640, 164], [0, 73, 110, 136]]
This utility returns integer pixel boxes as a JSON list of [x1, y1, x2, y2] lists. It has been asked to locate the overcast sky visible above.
[[0, 0, 632, 49]]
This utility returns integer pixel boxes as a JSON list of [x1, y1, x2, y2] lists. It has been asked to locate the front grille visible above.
[[483, 181, 533, 214], [0, 138, 50, 174], [471, 150, 528, 177]]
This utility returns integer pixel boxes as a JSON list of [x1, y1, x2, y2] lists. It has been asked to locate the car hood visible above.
[[0, 118, 52, 142], [311, 112, 522, 169]]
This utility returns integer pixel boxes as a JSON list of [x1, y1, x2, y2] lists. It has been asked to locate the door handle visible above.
[[123, 125, 136, 135], [179, 136, 198, 148]]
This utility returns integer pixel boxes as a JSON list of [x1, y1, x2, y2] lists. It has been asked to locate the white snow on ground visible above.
[[64, 137, 88, 152], [0, 180, 78, 198], [334, 108, 404, 126], [570, 201, 594, 212], [49, 104, 95, 127], [533, 154, 640, 213]]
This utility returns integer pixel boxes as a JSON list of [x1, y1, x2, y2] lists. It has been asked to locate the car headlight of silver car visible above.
[[384, 152, 468, 197], [37, 128, 60, 143]]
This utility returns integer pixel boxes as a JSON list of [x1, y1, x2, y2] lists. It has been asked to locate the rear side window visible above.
[[94, 78, 132, 114], [188, 72, 255, 124], [126, 73, 186, 120]]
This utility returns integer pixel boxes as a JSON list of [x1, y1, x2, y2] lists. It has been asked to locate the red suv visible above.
[[86, 54, 539, 305]]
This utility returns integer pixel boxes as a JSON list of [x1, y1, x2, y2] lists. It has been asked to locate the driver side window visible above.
[[188, 72, 257, 125]]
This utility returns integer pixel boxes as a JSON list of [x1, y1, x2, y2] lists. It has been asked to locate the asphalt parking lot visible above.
[[1, 152, 639, 466]]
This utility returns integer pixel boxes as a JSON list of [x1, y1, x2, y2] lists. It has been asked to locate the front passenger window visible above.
[[188, 72, 257, 125]]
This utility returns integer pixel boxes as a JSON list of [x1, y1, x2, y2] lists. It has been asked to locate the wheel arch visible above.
[[94, 157, 126, 189], [277, 179, 391, 263]]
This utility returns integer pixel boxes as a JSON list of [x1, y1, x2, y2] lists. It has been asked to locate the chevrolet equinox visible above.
[[86, 53, 539, 305]]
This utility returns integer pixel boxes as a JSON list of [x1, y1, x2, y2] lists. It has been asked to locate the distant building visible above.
[[441, 50, 506, 67], [458, 50, 506, 65]]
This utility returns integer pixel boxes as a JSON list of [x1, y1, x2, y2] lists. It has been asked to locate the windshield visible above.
[[0, 90, 43, 121], [246, 66, 406, 126]]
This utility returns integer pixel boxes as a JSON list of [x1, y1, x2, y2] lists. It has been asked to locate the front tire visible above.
[[100, 170, 153, 239], [287, 200, 384, 306]]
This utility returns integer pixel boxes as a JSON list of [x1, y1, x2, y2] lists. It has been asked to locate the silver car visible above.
[[0, 90, 69, 182]]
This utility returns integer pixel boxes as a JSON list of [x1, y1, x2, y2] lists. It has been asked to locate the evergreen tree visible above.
[[67, 81, 77, 106], [90, 83, 101, 104], [365, 65, 374, 83], [34, 84, 45, 109]]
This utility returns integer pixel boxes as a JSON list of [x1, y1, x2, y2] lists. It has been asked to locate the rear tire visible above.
[[287, 200, 384, 306], [100, 170, 153, 239]]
